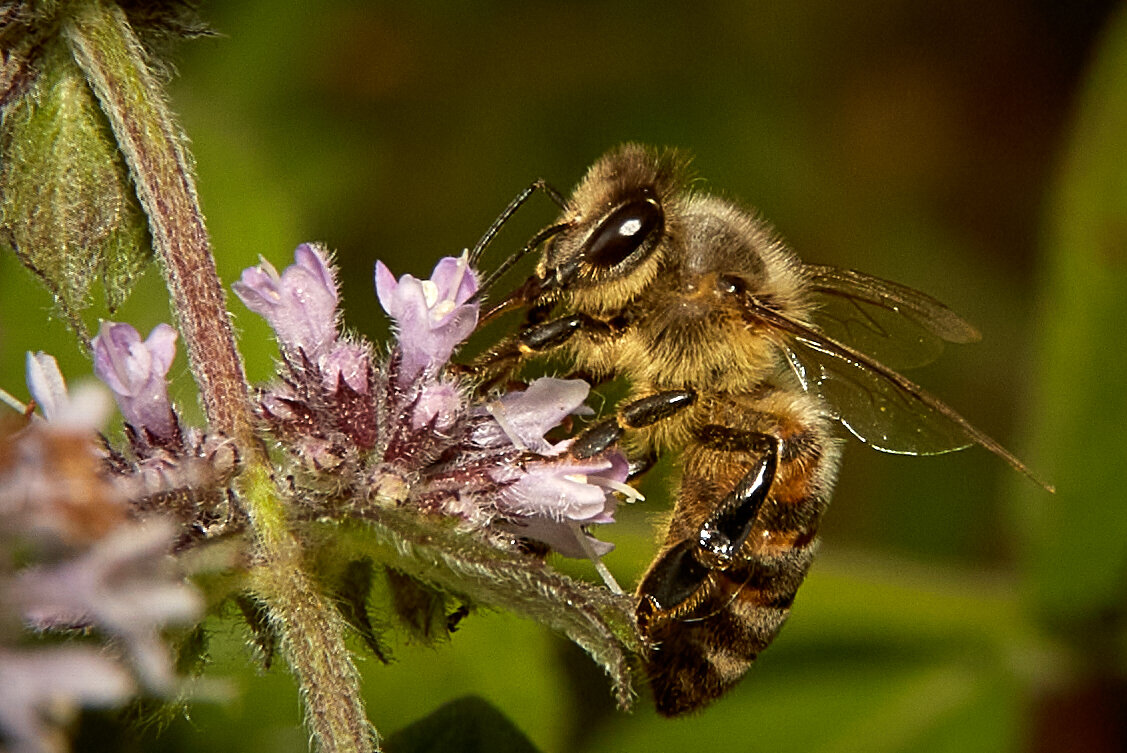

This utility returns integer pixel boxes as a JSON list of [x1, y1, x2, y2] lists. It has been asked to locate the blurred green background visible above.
[[3, 0, 1127, 751]]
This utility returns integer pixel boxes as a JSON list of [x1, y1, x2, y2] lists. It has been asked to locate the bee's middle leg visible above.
[[568, 389, 698, 460]]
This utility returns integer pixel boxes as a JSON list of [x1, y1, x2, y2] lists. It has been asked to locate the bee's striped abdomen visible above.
[[638, 388, 840, 716]]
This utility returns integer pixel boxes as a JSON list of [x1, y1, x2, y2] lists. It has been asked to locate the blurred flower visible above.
[[25, 352, 67, 422], [0, 647, 134, 753], [0, 413, 128, 546], [91, 322, 179, 442], [0, 386, 205, 753], [5, 357, 125, 544], [24, 352, 112, 431], [12, 518, 203, 690], [375, 253, 478, 382], [233, 243, 339, 361]]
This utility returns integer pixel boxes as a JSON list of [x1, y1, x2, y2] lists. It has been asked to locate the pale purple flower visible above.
[[511, 516, 615, 559], [13, 519, 202, 690], [25, 352, 66, 421], [25, 352, 112, 430], [475, 377, 591, 455], [491, 453, 628, 523], [91, 323, 178, 441], [375, 253, 479, 381], [413, 380, 462, 431], [233, 243, 339, 361], [320, 341, 370, 394], [0, 647, 134, 753], [259, 389, 301, 423], [474, 378, 637, 559], [494, 452, 631, 560]]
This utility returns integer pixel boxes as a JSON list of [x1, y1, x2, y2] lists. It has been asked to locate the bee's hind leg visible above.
[[636, 432, 779, 623]]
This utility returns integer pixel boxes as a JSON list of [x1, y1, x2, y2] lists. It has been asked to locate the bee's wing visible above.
[[782, 334, 973, 454], [736, 279, 1051, 491], [804, 265, 981, 369]]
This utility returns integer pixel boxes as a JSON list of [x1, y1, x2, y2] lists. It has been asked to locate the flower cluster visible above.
[[86, 323, 240, 543], [234, 244, 370, 395], [236, 245, 633, 561], [0, 356, 203, 753], [0, 242, 640, 753], [234, 244, 377, 467]]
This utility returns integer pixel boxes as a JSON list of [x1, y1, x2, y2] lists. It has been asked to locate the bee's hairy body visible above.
[[476, 142, 1039, 716], [528, 145, 842, 715]]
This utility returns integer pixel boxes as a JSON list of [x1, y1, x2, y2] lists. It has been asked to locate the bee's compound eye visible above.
[[585, 197, 664, 270]]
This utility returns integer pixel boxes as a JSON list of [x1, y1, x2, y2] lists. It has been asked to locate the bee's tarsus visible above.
[[621, 389, 697, 429], [636, 538, 712, 618], [570, 389, 698, 459], [626, 450, 658, 482], [519, 314, 584, 351], [569, 419, 624, 460]]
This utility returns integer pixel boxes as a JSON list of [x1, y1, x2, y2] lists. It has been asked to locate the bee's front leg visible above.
[[459, 311, 621, 393]]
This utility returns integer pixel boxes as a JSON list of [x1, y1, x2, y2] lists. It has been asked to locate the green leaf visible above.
[[1015, 2, 1127, 630], [384, 696, 542, 753], [384, 567, 458, 646], [233, 592, 279, 671], [306, 507, 641, 709], [334, 558, 393, 661], [0, 36, 150, 341]]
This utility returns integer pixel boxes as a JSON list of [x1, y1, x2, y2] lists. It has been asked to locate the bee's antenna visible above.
[[469, 221, 568, 306], [468, 179, 567, 267]]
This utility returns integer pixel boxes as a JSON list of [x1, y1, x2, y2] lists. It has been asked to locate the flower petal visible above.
[[92, 323, 177, 440]]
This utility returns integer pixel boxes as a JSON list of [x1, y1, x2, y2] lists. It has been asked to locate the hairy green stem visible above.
[[245, 467, 376, 752], [62, 5, 374, 750]]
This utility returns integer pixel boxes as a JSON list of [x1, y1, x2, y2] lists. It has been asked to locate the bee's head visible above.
[[536, 144, 689, 313]]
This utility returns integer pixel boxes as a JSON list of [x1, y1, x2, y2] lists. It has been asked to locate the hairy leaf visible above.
[[0, 36, 149, 340], [308, 509, 641, 709]]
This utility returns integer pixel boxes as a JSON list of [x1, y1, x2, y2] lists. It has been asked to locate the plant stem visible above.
[[244, 466, 376, 752], [62, 0, 254, 450]]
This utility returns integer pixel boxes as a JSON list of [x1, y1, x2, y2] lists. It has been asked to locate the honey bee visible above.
[[469, 143, 1049, 716]]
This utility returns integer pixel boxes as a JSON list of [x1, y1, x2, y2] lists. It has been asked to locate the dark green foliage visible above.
[[1016, 0, 1127, 629], [335, 559, 393, 662], [384, 696, 541, 753], [234, 592, 278, 671], [385, 568, 455, 647]]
